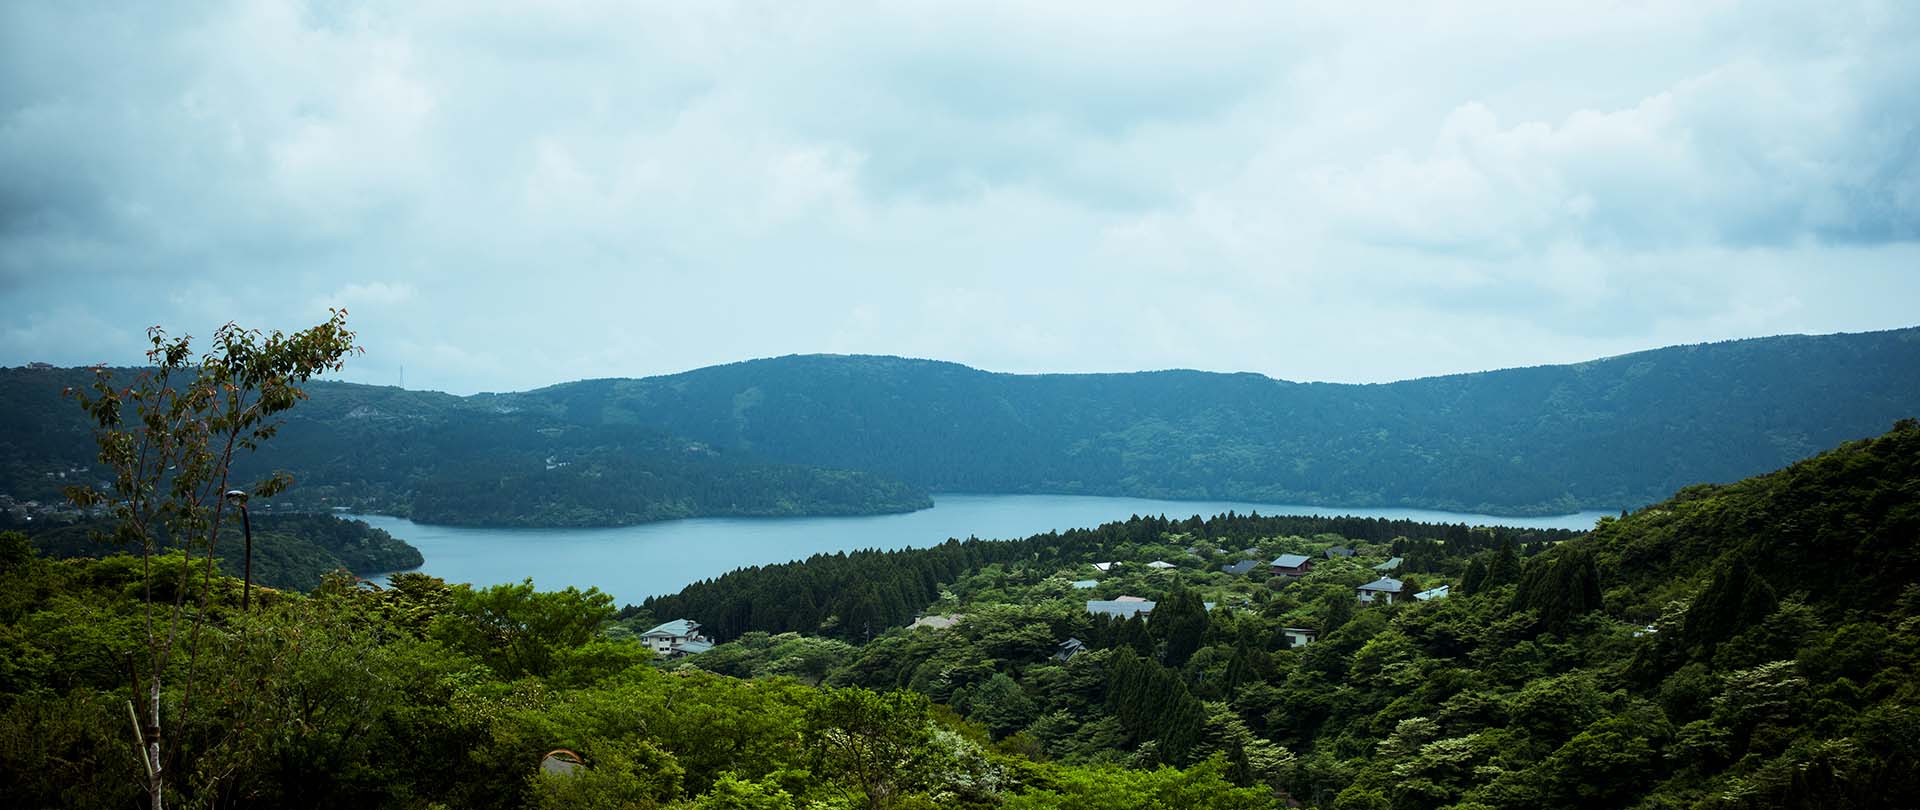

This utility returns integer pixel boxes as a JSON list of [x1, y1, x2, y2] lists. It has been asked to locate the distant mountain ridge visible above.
[[3, 326, 1917, 524], [502, 327, 1920, 515]]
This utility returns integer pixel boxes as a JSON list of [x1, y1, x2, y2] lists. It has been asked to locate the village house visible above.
[[1414, 584, 1451, 601], [1281, 627, 1318, 648], [1324, 546, 1355, 559], [1146, 560, 1176, 570], [639, 619, 714, 657], [1087, 596, 1156, 619], [1270, 553, 1313, 577], [1221, 559, 1262, 576], [1054, 637, 1087, 661], [1357, 577, 1405, 604], [1373, 557, 1404, 573]]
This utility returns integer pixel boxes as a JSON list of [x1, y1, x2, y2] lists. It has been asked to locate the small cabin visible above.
[[1270, 554, 1313, 577]]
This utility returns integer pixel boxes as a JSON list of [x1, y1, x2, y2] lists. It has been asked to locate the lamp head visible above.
[[224, 490, 249, 506]]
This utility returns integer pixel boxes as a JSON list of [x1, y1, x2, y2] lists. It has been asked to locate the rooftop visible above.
[[641, 619, 701, 638], [1358, 576, 1405, 593], [1087, 599, 1156, 618]]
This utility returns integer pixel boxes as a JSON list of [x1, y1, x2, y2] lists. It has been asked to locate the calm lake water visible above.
[[354, 495, 1612, 605]]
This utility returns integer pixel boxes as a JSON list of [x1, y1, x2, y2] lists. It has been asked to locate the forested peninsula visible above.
[[8, 512, 422, 591], [4, 326, 1918, 526]]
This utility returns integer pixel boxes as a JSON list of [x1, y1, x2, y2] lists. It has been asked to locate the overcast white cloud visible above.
[[3, 0, 1916, 393]]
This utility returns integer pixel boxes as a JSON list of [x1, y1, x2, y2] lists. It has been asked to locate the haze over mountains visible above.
[[4, 327, 1918, 526]]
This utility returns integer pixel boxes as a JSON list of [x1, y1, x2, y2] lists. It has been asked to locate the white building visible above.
[[640, 619, 712, 656]]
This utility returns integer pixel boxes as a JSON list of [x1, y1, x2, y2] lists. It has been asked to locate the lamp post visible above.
[[224, 490, 253, 610]]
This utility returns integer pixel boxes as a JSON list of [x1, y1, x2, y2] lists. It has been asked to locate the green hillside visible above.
[[524, 327, 1920, 514], [641, 420, 1920, 808], [0, 366, 932, 527], [5, 327, 1917, 525]]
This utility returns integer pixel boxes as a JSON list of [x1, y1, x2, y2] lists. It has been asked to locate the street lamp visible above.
[[224, 490, 253, 610]]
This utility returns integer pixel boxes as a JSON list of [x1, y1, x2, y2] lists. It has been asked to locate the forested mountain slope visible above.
[[645, 421, 1920, 808], [523, 326, 1920, 514], [5, 326, 1916, 524], [0, 366, 931, 527]]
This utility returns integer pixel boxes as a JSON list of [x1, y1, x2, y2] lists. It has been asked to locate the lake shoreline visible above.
[[349, 489, 1622, 532], [354, 493, 1613, 605]]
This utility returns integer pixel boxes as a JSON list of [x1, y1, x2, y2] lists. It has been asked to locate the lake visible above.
[[354, 494, 1612, 605]]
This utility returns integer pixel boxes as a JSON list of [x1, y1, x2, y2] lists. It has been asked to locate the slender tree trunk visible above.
[[149, 677, 164, 810]]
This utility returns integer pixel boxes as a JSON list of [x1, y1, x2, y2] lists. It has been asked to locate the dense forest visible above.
[[4, 422, 1916, 807], [6, 327, 1919, 526]]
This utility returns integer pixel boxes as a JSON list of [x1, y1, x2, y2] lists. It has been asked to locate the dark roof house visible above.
[[1221, 559, 1262, 576], [1357, 577, 1405, 604], [1270, 554, 1313, 576]]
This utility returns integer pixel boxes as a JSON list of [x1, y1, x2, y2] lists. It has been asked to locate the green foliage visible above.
[[1003, 756, 1277, 809], [1105, 647, 1207, 765], [954, 673, 1036, 739], [805, 687, 937, 809], [526, 742, 683, 810], [433, 579, 616, 679], [686, 773, 797, 810], [1681, 556, 1778, 656], [1151, 587, 1210, 668], [1510, 544, 1602, 633], [0, 530, 32, 572]]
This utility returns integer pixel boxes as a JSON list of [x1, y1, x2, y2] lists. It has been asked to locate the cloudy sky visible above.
[[3, 1, 1916, 394]]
